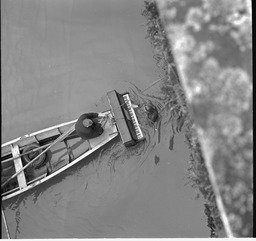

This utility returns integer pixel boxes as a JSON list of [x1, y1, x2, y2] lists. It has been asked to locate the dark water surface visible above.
[[1, 0, 209, 238]]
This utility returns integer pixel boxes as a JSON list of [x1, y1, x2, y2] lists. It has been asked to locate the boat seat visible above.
[[58, 123, 76, 134], [47, 141, 70, 172], [65, 137, 90, 160], [18, 135, 39, 148], [36, 128, 61, 142], [11, 144, 27, 189]]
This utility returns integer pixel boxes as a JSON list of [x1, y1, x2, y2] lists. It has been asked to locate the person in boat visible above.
[[75, 112, 107, 140]]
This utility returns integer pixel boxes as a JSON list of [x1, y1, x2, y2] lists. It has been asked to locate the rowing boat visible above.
[[1, 110, 118, 201], [1, 90, 145, 201]]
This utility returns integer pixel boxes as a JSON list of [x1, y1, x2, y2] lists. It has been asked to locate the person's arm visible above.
[[98, 112, 106, 117], [98, 112, 109, 126]]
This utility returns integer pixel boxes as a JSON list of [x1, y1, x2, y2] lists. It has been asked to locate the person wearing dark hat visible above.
[[75, 112, 106, 140]]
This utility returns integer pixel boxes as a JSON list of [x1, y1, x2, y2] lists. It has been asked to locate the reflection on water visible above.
[[2, 0, 209, 238]]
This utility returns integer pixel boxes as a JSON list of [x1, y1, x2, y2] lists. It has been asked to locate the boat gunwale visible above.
[[1, 119, 78, 148]]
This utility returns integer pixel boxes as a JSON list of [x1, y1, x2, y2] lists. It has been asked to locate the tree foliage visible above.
[[141, 0, 225, 237]]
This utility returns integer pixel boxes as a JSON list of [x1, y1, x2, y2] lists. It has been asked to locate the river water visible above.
[[1, 0, 209, 238]]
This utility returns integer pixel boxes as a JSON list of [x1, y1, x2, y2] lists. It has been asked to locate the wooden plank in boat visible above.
[[11, 144, 27, 189], [17, 136, 39, 148], [89, 117, 117, 149], [36, 128, 61, 142], [66, 138, 90, 160], [48, 141, 70, 172], [58, 123, 76, 135]]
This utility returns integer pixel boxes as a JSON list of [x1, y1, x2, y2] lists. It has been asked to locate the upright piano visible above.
[[107, 90, 145, 147]]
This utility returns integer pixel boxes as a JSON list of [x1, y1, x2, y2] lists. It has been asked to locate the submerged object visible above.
[[144, 103, 159, 122]]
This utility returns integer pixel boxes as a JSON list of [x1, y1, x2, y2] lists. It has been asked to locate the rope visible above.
[[141, 76, 166, 93], [2, 208, 11, 239]]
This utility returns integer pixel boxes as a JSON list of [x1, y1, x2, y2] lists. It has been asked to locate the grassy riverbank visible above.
[[141, 1, 225, 237]]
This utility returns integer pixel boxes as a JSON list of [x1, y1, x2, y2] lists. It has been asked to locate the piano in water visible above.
[[107, 90, 145, 146]]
